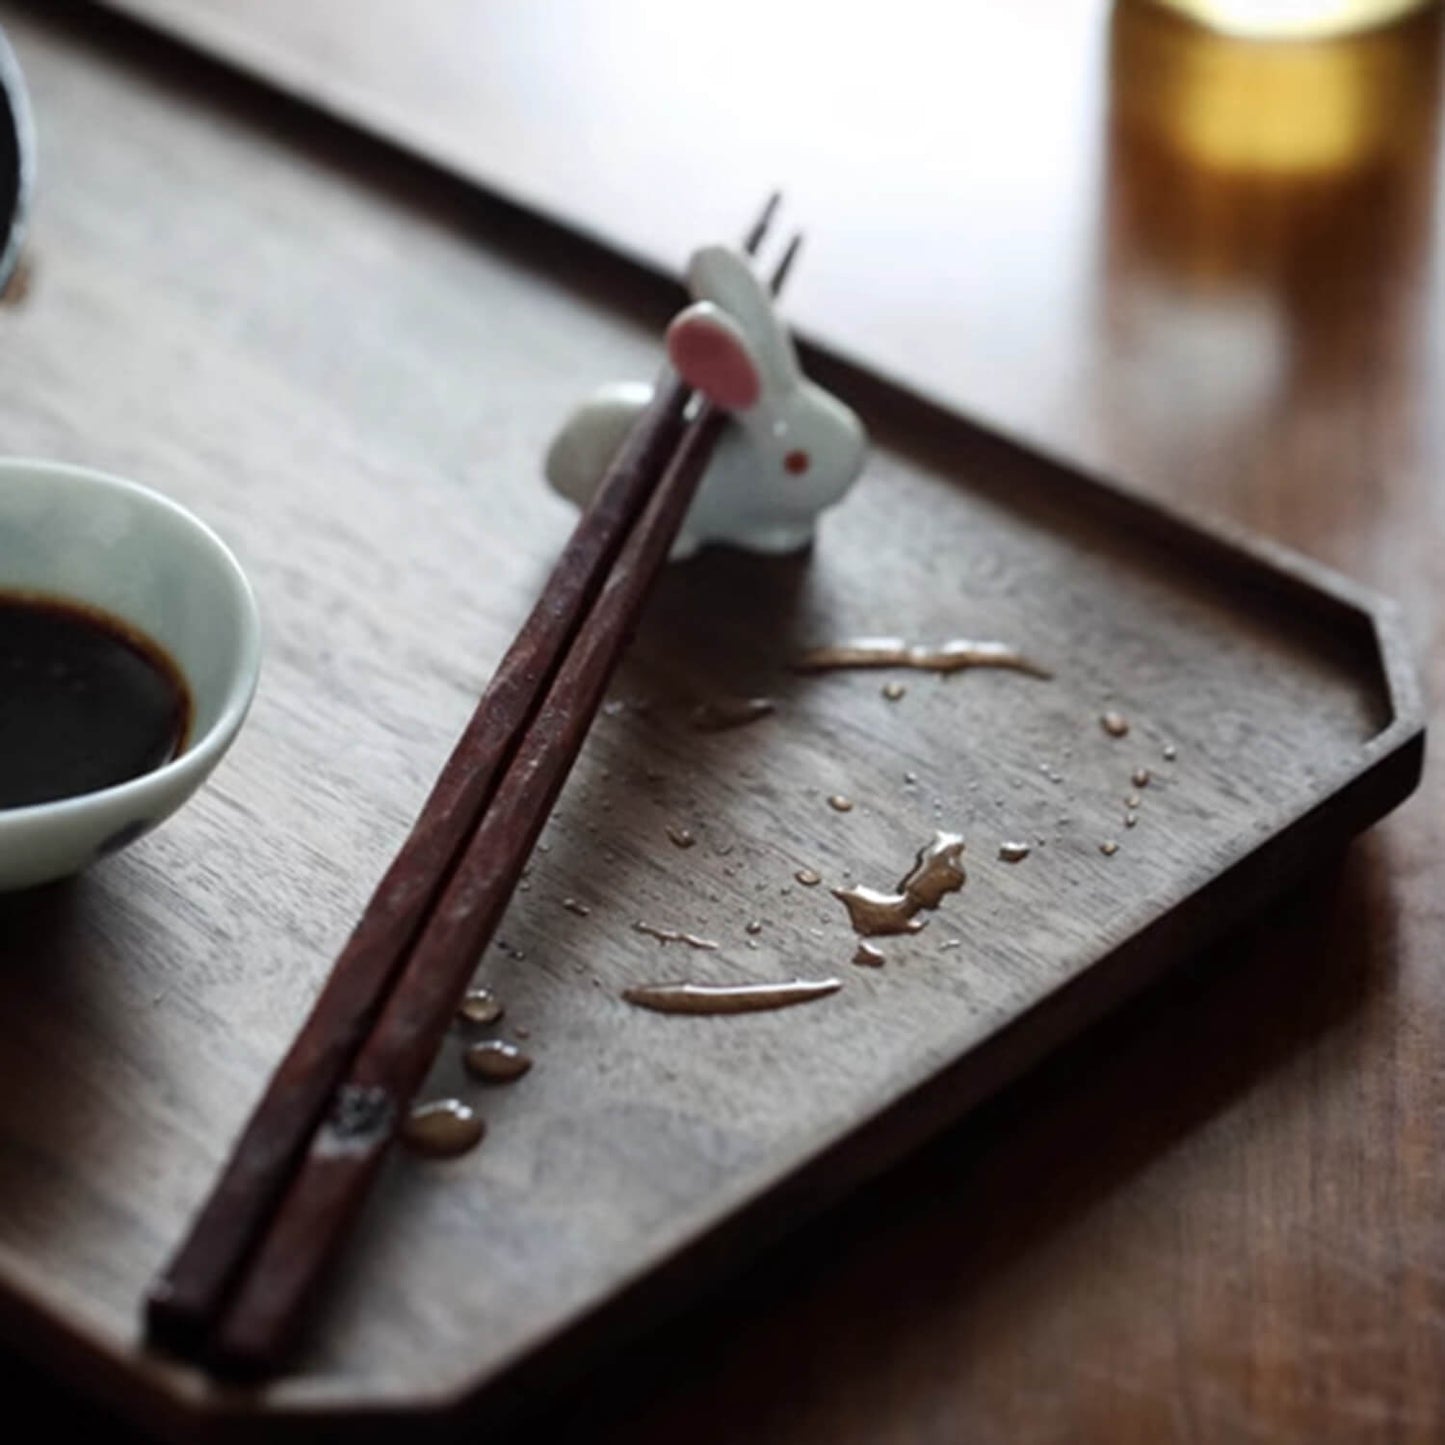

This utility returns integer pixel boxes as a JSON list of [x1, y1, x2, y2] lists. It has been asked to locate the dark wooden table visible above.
[[5, 1, 1444, 1439]]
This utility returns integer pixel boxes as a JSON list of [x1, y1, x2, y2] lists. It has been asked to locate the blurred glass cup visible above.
[[1103, 0, 1440, 443], [1147, 0, 1438, 40], [1116, 0, 1441, 183]]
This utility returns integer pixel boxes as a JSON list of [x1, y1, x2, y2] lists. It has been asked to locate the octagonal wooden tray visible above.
[[0, 8, 1424, 1441]]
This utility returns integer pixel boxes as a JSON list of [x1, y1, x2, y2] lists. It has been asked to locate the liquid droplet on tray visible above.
[[464, 1040, 533, 1083], [457, 988, 503, 1025], [834, 831, 966, 936], [828, 794, 854, 813], [833, 885, 927, 937], [1132, 768, 1151, 788], [998, 841, 1031, 863], [795, 638, 1051, 679], [667, 826, 697, 849], [1101, 712, 1130, 738], [689, 696, 777, 732], [1100, 840, 1119, 856], [900, 832, 967, 909], [795, 867, 822, 887], [633, 921, 720, 950], [622, 978, 843, 1015], [882, 681, 907, 701], [402, 1100, 485, 1158]]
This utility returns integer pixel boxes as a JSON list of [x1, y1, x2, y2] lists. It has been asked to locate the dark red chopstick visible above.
[[145, 195, 782, 1358], [209, 229, 803, 1376], [213, 402, 732, 1374]]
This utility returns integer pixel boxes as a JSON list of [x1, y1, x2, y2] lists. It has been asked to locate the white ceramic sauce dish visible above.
[[0, 459, 260, 890]]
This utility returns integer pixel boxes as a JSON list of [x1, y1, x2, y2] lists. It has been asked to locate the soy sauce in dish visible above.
[[0, 592, 190, 809]]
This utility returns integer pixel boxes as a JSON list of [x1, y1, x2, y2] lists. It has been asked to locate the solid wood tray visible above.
[[0, 8, 1424, 1441]]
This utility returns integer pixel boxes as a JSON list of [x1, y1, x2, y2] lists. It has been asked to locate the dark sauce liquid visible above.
[[0, 592, 190, 809]]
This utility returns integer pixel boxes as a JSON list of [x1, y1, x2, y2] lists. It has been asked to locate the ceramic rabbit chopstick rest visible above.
[[545, 244, 866, 558]]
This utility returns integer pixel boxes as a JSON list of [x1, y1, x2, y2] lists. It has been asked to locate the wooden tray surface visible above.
[[0, 9, 1423, 1439]]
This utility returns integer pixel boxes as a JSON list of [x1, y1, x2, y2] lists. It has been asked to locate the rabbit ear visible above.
[[666, 301, 763, 412], [686, 244, 801, 398]]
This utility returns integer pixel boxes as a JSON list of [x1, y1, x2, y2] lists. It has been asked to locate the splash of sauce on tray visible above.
[[796, 637, 1050, 679], [622, 978, 842, 1015]]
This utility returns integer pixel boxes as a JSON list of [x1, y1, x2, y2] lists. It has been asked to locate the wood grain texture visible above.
[[0, 2, 1441, 1442]]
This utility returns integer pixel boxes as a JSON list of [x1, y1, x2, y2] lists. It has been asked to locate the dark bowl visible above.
[[0, 24, 35, 293]]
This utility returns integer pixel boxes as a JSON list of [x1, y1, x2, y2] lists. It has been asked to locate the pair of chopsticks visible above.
[[145, 195, 801, 1376]]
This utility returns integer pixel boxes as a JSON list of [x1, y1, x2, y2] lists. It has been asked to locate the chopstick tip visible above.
[[769, 231, 804, 296], [743, 192, 783, 255]]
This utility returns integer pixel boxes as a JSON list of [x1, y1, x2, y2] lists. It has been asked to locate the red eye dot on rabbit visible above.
[[544, 244, 866, 560]]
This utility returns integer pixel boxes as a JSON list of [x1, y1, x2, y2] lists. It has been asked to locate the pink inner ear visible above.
[[666, 312, 762, 411]]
